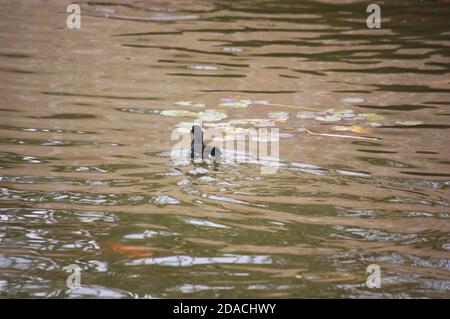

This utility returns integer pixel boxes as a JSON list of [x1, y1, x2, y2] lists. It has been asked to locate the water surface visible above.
[[0, 0, 449, 298]]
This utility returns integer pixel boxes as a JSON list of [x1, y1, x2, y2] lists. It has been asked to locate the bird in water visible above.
[[190, 125, 222, 161]]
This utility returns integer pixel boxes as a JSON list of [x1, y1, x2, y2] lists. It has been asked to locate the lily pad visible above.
[[315, 115, 341, 122], [220, 101, 250, 108], [239, 99, 253, 105], [219, 97, 261, 108], [267, 111, 289, 119], [219, 102, 249, 108], [297, 111, 316, 119], [197, 109, 227, 122]]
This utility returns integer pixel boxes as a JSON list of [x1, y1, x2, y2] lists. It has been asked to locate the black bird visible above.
[[190, 125, 222, 161]]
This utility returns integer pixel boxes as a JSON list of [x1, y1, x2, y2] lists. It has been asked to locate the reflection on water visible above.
[[0, 0, 449, 298]]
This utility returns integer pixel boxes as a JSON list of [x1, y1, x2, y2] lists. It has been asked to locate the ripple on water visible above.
[[126, 254, 272, 267]]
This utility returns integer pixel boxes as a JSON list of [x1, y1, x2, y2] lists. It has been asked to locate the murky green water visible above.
[[0, 0, 449, 298]]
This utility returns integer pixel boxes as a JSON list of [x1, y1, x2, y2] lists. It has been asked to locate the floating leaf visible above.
[[161, 110, 197, 117], [315, 115, 341, 122], [267, 111, 289, 120], [394, 120, 423, 126], [297, 111, 316, 119], [219, 98, 269, 108], [197, 109, 227, 122]]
